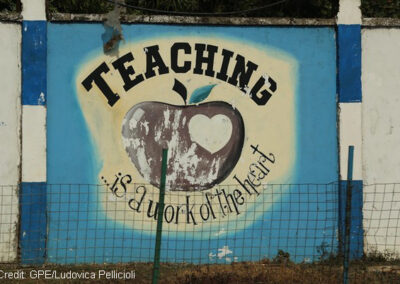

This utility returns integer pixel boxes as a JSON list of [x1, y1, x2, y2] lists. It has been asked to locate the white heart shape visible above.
[[188, 114, 232, 154]]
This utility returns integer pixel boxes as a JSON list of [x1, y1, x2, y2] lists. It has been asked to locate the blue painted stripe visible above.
[[338, 25, 361, 103], [20, 182, 47, 264], [339, 180, 363, 259], [22, 21, 47, 105]]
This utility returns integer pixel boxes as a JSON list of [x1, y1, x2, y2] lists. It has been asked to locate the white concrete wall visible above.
[[0, 23, 21, 262], [0, 3, 399, 261], [362, 28, 400, 255]]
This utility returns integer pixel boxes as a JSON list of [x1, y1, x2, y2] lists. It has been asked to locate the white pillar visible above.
[[21, 0, 46, 21], [337, 0, 363, 259], [21, 0, 47, 182], [337, 0, 362, 180], [20, 0, 47, 264], [337, 0, 361, 25]]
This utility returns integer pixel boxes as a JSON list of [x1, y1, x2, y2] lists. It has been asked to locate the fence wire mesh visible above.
[[363, 183, 400, 256], [0, 185, 18, 263], [0, 182, 399, 283]]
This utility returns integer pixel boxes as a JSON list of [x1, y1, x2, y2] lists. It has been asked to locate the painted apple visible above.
[[122, 80, 244, 191]]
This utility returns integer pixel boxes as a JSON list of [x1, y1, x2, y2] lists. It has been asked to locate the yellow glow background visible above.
[[75, 36, 297, 234]]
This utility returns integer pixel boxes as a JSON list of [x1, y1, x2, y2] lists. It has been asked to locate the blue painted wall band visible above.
[[20, 182, 47, 265], [337, 24, 363, 258], [21, 21, 47, 264], [22, 21, 47, 106], [338, 24, 361, 103]]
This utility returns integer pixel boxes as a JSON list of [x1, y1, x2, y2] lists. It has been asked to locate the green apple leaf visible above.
[[189, 84, 217, 104]]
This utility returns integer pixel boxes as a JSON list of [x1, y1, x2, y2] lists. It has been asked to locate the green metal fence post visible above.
[[152, 148, 168, 284], [343, 145, 354, 284]]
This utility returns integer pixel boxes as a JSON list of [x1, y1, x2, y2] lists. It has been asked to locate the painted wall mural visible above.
[[47, 24, 338, 263], [77, 36, 295, 230]]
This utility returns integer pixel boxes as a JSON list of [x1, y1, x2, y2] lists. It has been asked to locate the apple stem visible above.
[[172, 79, 188, 105]]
